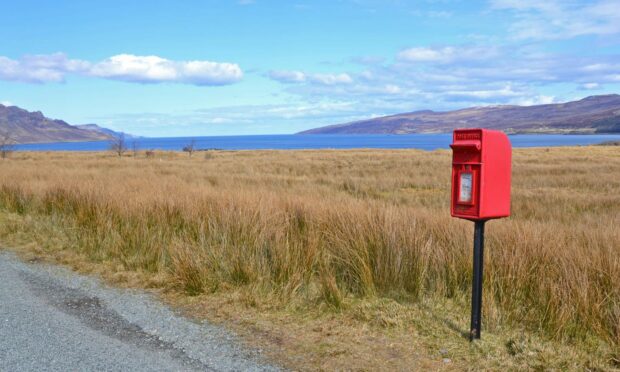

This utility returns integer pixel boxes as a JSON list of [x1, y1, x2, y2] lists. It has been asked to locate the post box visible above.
[[450, 128, 511, 221], [450, 128, 512, 340]]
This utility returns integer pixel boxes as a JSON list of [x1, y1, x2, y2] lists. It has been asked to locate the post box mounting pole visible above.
[[450, 128, 511, 341], [470, 220, 486, 341]]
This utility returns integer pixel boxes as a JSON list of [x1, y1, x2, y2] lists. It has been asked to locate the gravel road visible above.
[[0, 251, 281, 372]]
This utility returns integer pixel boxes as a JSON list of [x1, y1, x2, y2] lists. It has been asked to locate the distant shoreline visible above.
[[13, 130, 620, 146], [11, 133, 620, 152]]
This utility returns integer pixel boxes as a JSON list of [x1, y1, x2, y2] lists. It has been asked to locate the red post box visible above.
[[450, 128, 512, 221], [449, 128, 512, 341]]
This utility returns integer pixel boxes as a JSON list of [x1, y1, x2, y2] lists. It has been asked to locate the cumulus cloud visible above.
[[90, 54, 242, 85], [0, 53, 243, 86]]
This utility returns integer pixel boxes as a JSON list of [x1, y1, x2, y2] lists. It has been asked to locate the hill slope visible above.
[[75, 124, 140, 139], [0, 104, 114, 144], [300, 95, 620, 134]]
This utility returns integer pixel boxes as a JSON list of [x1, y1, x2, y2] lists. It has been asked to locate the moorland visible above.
[[0, 147, 618, 370]]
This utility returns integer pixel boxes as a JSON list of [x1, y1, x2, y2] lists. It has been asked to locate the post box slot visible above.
[[449, 141, 481, 151]]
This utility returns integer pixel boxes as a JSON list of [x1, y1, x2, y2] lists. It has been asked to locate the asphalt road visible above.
[[0, 251, 280, 372]]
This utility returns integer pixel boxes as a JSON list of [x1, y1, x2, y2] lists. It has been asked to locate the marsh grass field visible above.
[[0, 147, 618, 370]]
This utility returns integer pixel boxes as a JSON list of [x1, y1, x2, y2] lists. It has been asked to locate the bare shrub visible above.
[[131, 140, 139, 158], [182, 139, 196, 157], [0, 132, 15, 159], [109, 133, 127, 157]]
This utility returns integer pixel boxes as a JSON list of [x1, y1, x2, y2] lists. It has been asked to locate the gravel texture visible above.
[[0, 251, 281, 372]]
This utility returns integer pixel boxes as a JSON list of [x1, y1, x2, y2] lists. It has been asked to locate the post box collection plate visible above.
[[457, 170, 474, 204]]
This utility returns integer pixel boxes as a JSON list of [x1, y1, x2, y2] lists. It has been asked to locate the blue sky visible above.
[[1, 0, 619, 136]]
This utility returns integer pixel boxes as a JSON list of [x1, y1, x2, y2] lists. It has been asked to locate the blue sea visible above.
[[13, 134, 620, 152]]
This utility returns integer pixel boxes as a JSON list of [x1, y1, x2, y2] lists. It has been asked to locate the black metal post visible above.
[[470, 220, 486, 341]]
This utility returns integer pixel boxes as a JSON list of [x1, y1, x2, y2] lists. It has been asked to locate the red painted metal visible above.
[[450, 128, 512, 221]]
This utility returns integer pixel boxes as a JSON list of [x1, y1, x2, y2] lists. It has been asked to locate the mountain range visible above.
[[300, 95, 620, 134], [0, 104, 120, 144], [3, 95, 620, 143]]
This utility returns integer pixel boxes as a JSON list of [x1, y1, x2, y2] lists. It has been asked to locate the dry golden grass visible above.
[[0, 147, 618, 370]]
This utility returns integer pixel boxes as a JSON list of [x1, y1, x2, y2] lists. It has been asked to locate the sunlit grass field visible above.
[[0, 147, 618, 370]]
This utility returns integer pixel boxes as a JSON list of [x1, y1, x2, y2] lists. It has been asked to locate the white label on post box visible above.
[[459, 172, 473, 203]]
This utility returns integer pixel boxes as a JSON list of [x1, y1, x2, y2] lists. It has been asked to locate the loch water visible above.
[[14, 133, 620, 152]]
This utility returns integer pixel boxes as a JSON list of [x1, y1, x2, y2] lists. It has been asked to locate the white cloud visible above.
[[397, 47, 449, 62], [0, 101, 13, 106], [513, 95, 556, 106], [490, 0, 558, 12], [267, 40, 620, 115], [0, 53, 243, 86], [309, 73, 353, 85], [490, 0, 620, 40], [268, 70, 307, 83], [383, 84, 401, 94], [444, 85, 522, 100], [397, 46, 499, 63], [0, 53, 89, 83], [268, 70, 353, 85], [580, 82, 601, 90], [90, 54, 242, 85], [608, 74, 620, 82]]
